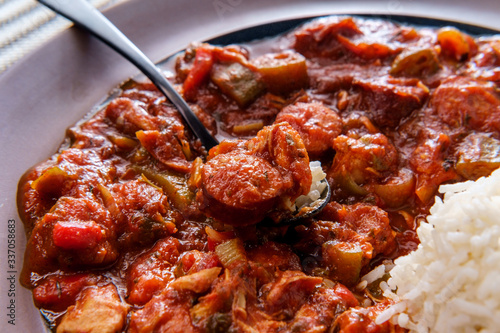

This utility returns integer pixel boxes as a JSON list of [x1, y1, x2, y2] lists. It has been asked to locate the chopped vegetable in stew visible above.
[[18, 16, 500, 332]]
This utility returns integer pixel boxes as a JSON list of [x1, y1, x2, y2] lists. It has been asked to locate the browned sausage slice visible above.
[[198, 152, 284, 225]]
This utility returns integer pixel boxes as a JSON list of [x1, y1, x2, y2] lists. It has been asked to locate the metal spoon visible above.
[[38, 0, 331, 222], [283, 178, 331, 223], [38, 0, 219, 151]]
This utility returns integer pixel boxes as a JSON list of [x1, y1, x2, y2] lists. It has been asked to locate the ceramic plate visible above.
[[1, 0, 499, 331]]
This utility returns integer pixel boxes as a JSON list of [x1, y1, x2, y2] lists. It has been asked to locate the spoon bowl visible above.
[[284, 178, 331, 223]]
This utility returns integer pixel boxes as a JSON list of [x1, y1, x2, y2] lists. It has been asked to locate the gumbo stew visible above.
[[18, 16, 500, 332]]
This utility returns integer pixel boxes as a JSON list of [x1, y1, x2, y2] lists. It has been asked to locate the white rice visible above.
[[293, 161, 327, 210], [377, 168, 500, 332]]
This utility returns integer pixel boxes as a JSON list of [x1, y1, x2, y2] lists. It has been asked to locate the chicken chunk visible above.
[[328, 133, 398, 197], [126, 237, 181, 305], [57, 284, 129, 333]]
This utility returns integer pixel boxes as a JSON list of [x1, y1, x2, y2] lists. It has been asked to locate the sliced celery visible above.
[[131, 165, 194, 212], [210, 62, 264, 107], [456, 134, 500, 180]]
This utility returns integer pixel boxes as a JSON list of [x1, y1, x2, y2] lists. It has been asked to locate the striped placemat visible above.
[[0, 0, 127, 74]]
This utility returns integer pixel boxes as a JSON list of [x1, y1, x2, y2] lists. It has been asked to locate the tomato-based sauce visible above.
[[18, 16, 500, 332]]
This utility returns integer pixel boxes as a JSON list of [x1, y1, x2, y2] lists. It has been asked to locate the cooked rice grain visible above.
[[294, 161, 327, 210], [378, 168, 500, 332]]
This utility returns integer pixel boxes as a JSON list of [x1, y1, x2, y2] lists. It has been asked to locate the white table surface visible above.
[[0, 0, 128, 73]]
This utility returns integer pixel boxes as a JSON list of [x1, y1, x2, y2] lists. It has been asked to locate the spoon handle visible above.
[[38, 0, 219, 150]]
